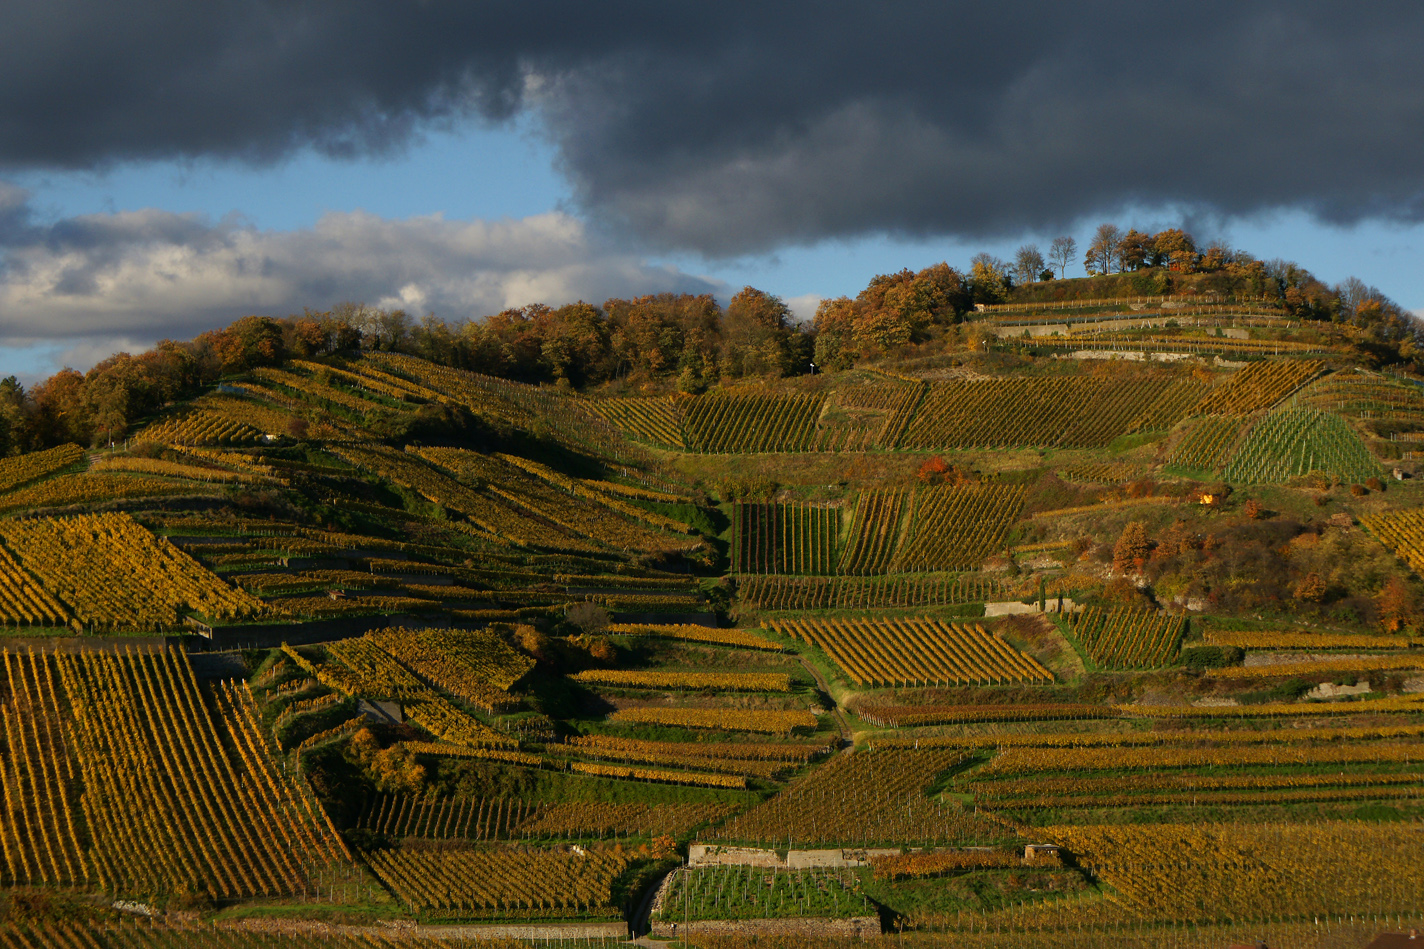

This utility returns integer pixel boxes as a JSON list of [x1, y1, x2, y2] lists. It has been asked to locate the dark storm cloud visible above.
[[3, 1, 1424, 253]]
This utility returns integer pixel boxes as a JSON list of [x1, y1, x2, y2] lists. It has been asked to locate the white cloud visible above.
[[0, 197, 724, 352], [784, 293, 822, 325]]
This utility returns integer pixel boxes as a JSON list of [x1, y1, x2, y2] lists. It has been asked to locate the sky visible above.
[[2, 1, 1423, 384]]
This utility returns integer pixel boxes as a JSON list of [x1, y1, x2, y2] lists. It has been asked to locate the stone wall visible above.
[[651, 916, 879, 939]]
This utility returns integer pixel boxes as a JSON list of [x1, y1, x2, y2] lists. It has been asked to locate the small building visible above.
[[1023, 844, 1061, 864]]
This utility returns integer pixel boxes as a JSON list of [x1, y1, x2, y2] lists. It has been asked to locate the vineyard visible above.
[[417, 448, 691, 552], [891, 484, 1025, 572], [327, 444, 603, 554], [713, 747, 998, 846], [895, 375, 1198, 450], [366, 844, 648, 919], [837, 489, 909, 575], [2, 319, 1423, 935], [731, 503, 840, 575], [605, 623, 783, 650], [1360, 506, 1424, 573], [1205, 654, 1424, 678], [1190, 358, 1325, 415], [0, 648, 353, 896], [0, 512, 265, 631], [1220, 406, 1378, 484], [1300, 368, 1424, 423], [1042, 822, 1422, 922], [1068, 607, 1185, 668], [737, 572, 1038, 611], [359, 793, 733, 841], [0, 925, 600, 948], [814, 379, 925, 450], [1202, 629, 1414, 650], [0, 444, 87, 494], [654, 865, 872, 921], [0, 544, 71, 627], [570, 669, 792, 691], [139, 409, 265, 446], [768, 616, 1052, 687], [1058, 462, 1139, 484], [584, 396, 686, 449], [608, 707, 818, 733], [681, 393, 824, 452], [370, 626, 533, 708], [857, 703, 1119, 727], [0, 472, 220, 515], [564, 734, 823, 779], [1166, 415, 1244, 471]]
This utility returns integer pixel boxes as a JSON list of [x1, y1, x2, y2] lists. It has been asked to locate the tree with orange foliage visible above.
[[1112, 521, 1151, 574], [1294, 573, 1327, 603], [1377, 576, 1415, 633], [918, 455, 951, 484]]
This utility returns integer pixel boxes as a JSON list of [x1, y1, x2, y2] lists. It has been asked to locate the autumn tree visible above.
[[1152, 229, 1197, 272], [1084, 224, 1122, 275], [1293, 572, 1327, 603], [0, 377, 22, 457], [721, 286, 798, 378], [1118, 229, 1154, 271], [1048, 236, 1077, 279], [969, 254, 1011, 304], [1112, 521, 1151, 574], [1377, 576, 1415, 633], [812, 296, 859, 371]]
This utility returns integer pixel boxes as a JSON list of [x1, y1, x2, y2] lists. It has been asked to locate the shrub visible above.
[[1181, 645, 1245, 670]]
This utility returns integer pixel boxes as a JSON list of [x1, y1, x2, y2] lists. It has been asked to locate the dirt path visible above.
[[628, 866, 676, 943], [797, 655, 851, 748]]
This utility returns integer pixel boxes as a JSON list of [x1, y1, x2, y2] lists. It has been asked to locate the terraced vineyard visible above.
[[768, 616, 1052, 686], [891, 483, 1024, 572], [1221, 406, 1378, 483], [1361, 506, 1424, 573], [654, 865, 872, 922], [1059, 461, 1140, 483], [0, 444, 87, 493], [1068, 607, 1186, 668], [896, 375, 1197, 450], [737, 572, 1029, 610], [4, 275, 1423, 942], [731, 502, 840, 574], [0, 648, 353, 896], [1190, 358, 1325, 415], [681, 392, 824, 452], [714, 747, 997, 846], [0, 512, 265, 630], [1167, 415, 1244, 471], [837, 489, 909, 575], [366, 845, 646, 919], [584, 396, 686, 448]]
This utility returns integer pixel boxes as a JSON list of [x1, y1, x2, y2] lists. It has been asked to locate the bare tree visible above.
[[1048, 236, 1077, 278], [1336, 276, 1372, 319], [1014, 244, 1046, 285]]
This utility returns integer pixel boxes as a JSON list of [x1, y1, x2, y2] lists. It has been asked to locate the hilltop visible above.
[[0, 251, 1421, 947]]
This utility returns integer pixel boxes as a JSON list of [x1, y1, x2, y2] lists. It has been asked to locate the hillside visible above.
[[0, 275, 1421, 947]]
